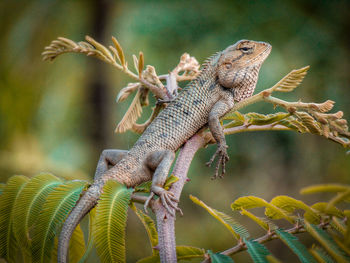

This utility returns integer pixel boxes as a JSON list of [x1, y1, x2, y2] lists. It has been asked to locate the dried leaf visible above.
[[111, 36, 125, 66], [139, 52, 144, 78], [271, 66, 309, 93], [116, 90, 143, 133]]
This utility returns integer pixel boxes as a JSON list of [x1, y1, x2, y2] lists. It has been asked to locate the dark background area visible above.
[[0, 0, 349, 262]]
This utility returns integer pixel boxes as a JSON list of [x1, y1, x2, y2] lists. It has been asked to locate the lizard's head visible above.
[[217, 40, 271, 101]]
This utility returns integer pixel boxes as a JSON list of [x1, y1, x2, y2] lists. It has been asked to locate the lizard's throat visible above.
[[232, 64, 260, 102]]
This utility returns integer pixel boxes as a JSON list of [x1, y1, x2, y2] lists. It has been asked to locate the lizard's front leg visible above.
[[206, 100, 233, 179], [144, 150, 181, 216]]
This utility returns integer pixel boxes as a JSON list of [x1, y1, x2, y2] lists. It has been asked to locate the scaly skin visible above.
[[58, 40, 272, 263]]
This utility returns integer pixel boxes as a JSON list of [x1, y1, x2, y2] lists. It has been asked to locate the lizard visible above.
[[57, 39, 272, 263]]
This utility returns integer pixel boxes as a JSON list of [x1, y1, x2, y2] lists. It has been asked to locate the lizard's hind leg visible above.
[[144, 150, 181, 216], [94, 149, 128, 180]]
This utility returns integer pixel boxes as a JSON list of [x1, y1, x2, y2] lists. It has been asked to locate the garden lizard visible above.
[[58, 39, 272, 262]]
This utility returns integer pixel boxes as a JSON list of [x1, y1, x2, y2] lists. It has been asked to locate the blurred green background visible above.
[[1, 0, 349, 262]]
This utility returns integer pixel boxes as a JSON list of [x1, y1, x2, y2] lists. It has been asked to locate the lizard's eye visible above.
[[240, 47, 252, 53], [225, 63, 232, 69]]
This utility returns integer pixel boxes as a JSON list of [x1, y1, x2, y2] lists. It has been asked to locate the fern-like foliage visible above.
[[93, 180, 133, 263], [0, 175, 29, 262], [31, 180, 87, 263]]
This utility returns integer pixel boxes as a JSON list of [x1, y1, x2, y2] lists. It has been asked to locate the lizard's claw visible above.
[[144, 186, 182, 217], [206, 144, 229, 179]]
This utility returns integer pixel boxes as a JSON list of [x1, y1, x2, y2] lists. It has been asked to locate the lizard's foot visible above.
[[144, 186, 182, 217], [206, 144, 229, 179]]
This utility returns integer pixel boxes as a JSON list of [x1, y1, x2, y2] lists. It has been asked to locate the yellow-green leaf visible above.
[[0, 175, 29, 262], [231, 196, 294, 223], [191, 195, 249, 240], [31, 180, 87, 263], [130, 204, 158, 253], [267, 195, 320, 223], [93, 180, 133, 263], [300, 184, 350, 195]]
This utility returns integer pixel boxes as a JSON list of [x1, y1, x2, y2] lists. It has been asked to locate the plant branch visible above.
[[151, 133, 210, 263], [201, 222, 330, 262]]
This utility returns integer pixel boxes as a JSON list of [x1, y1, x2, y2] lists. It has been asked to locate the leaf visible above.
[[163, 174, 179, 190], [133, 54, 139, 74], [0, 183, 5, 195], [295, 112, 321, 134], [31, 180, 87, 263], [304, 222, 350, 263], [0, 175, 29, 262], [307, 202, 344, 222], [115, 89, 143, 133], [134, 180, 152, 193], [116, 83, 141, 103], [69, 224, 86, 263], [12, 173, 62, 253], [277, 118, 308, 133], [245, 239, 271, 263], [93, 180, 133, 263], [266, 195, 320, 223], [138, 52, 144, 77], [85, 35, 113, 61], [231, 196, 294, 223], [190, 195, 249, 240], [270, 66, 309, 93], [330, 217, 346, 235], [300, 184, 350, 195], [222, 111, 245, 124], [275, 229, 316, 263], [130, 204, 158, 252], [111, 36, 125, 66], [240, 209, 277, 231], [309, 246, 335, 263], [327, 190, 350, 207], [246, 112, 290, 125], [176, 246, 206, 260], [137, 246, 205, 263], [78, 207, 96, 263], [208, 250, 234, 263]]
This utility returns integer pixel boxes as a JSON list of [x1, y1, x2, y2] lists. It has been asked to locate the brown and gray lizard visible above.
[[57, 39, 272, 262]]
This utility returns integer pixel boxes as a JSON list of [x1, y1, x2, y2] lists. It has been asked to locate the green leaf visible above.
[[245, 239, 270, 263], [222, 111, 245, 123], [300, 184, 350, 195], [136, 246, 205, 263], [0, 175, 29, 262], [246, 112, 290, 125], [305, 203, 343, 224], [309, 246, 335, 263], [190, 195, 249, 240], [69, 224, 86, 263], [176, 246, 206, 260], [275, 229, 316, 263], [231, 196, 294, 223], [304, 222, 350, 263], [208, 250, 234, 263], [0, 183, 5, 195], [12, 173, 62, 253], [134, 180, 152, 193], [93, 180, 133, 263], [163, 174, 179, 190], [31, 180, 87, 263], [240, 209, 277, 231], [131, 204, 158, 253], [270, 66, 309, 93], [267, 195, 320, 223], [78, 207, 96, 263]]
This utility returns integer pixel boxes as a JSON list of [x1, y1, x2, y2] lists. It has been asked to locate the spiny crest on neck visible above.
[[189, 51, 222, 88]]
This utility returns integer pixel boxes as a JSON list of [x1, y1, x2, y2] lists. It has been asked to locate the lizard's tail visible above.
[[57, 182, 101, 263]]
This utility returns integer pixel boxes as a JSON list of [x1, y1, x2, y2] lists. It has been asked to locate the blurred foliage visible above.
[[0, 0, 349, 262]]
